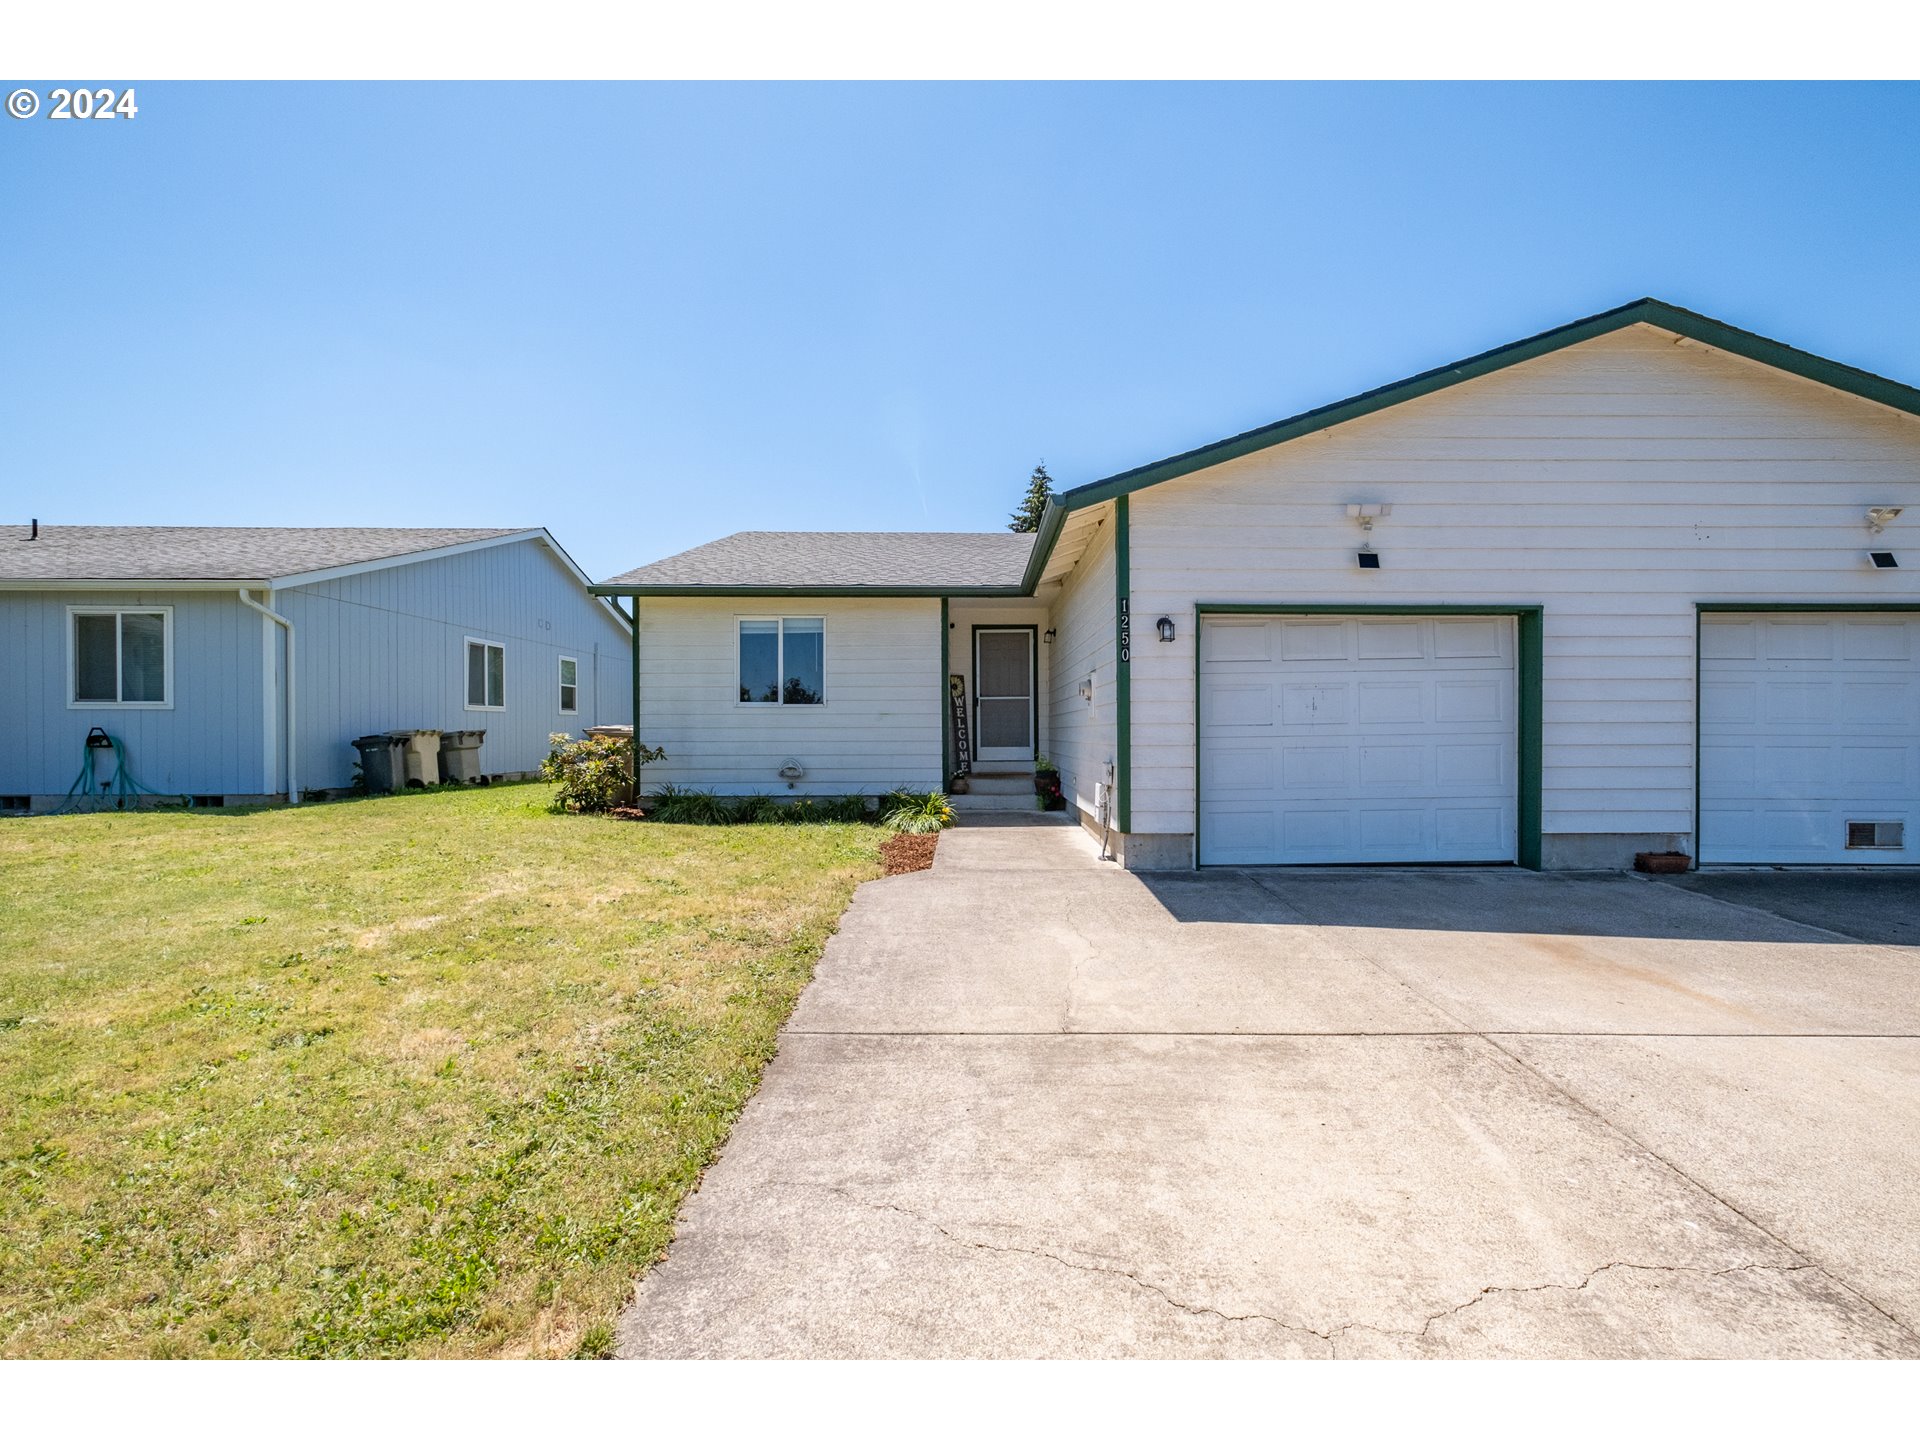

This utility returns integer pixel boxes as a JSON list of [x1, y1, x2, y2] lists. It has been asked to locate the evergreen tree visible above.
[[1008, 462, 1053, 533]]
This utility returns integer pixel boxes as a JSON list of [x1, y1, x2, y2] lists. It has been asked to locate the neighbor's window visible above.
[[558, 656, 579, 714], [738, 617, 824, 705], [71, 607, 170, 706], [466, 639, 505, 710]]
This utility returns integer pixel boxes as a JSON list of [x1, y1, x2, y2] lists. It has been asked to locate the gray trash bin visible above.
[[439, 728, 486, 784], [387, 729, 443, 787], [352, 734, 407, 793]]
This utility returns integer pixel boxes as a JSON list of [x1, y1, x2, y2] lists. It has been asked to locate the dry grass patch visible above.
[[0, 783, 879, 1357]]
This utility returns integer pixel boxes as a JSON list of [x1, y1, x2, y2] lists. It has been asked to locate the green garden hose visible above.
[[48, 727, 194, 814]]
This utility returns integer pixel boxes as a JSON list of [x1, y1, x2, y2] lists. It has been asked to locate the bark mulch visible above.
[[879, 832, 939, 876]]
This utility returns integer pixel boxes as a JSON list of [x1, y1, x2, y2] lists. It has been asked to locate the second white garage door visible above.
[[1198, 615, 1518, 865], [1700, 612, 1920, 865]]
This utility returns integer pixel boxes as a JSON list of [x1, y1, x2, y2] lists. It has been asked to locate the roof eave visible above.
[[0, 577, 274, 591], [590, 583, 1030, 599], [1053, 297, 1920, 511]]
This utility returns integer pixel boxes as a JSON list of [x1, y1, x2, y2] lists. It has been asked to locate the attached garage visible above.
[[1699, 610, 1920, 865], [1197, 611, 1530, 866]]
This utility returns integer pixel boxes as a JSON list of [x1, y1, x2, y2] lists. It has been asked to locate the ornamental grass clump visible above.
[[880, 789, 953, 835]]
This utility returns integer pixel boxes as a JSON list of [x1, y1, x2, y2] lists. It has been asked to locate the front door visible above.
[[974, 627, 1035, 763]]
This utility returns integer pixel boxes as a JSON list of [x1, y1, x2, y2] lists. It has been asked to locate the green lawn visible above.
[[0, 785, 879, 1358]]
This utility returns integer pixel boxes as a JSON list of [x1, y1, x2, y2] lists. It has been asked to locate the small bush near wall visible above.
[[542, 733, 666, 814], [647, 786, 874, 826]]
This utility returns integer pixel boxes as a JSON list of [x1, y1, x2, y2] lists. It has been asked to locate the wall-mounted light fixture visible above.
[[1156, 616, 1175, 642], [1868, 507, 1905, 535], [1043, 628, 1056, 644]]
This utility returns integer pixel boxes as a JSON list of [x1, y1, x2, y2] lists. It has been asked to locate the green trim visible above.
[[627, 596, 641, 787], [590, 584, 1025, 599], [940, 598, 950, 784], [1115, 495, 1131, 834], [594, 302, 1920, 604], [1696, 602, 1920, 612], [1692, 602, 1920, 860], [970, 624, 1041, 760], [1057, 299, 1920, 514], [1192, 604, 1544, 870]]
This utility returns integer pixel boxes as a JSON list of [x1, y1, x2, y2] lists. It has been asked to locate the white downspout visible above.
[[238, 588, 298, 805]]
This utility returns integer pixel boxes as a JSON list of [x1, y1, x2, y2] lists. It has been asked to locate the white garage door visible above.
[[1198, 615, 1518, 865], [1700, 613, 1920, 865]]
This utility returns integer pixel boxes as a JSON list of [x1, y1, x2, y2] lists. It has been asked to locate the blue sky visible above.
[[3, 82, 1916, 581]]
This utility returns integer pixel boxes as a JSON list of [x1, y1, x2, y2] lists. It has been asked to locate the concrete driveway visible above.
[[617, 820, 1920, 1358]]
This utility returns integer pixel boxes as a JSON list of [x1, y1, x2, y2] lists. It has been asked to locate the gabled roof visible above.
[[0, 525, 520, 584], [593, 299, 1920, 599], [1016, 298, 1920, 590], [597, 530, 1034, 596]]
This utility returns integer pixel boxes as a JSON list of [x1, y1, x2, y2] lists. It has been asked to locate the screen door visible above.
[[974, 628, 1034, 762]]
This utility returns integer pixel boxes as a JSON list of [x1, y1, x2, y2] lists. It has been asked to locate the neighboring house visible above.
[[1, 527, 631, 810], [596, 298, 1920, 871]]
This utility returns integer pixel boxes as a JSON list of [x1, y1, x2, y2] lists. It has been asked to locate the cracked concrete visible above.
[[616, 819, 1920, 1359]]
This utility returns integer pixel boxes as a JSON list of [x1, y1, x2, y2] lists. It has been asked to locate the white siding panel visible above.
[[1045, 510, 1118, 820], [636, 596, 938, 796], [1128, 325, 1920, 840]]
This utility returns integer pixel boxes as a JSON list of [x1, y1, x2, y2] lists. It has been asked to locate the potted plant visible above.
[[1033, 755, 1065, 811]]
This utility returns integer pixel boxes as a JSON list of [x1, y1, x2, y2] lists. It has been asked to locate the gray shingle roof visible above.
[[0, 526, 523, 582], [602, 531, 1035, 590]]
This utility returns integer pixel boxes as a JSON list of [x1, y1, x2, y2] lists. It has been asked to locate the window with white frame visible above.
[[558, 656, 579, 714], [738, 617, 824, 705], [466, 639, 505, 710], [70, 607, 171, 707]]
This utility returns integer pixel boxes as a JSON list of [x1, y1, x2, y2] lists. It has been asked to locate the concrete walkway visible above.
[[617, 819, 1920, 1358]]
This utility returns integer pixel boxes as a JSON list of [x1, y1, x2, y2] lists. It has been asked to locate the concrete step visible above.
[[948, 791, 1043, 812], [957, 775, 1037, 796]]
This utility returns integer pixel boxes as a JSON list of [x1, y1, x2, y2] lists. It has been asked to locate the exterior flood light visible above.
[[1156, 616, 1175, 642], [1867, 507, 1905, 534], [1356, 549, 1381, 570], [1870, 551, 1900, 569]]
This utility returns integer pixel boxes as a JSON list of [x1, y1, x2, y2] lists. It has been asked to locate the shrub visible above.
[[542, 733, 665, 814], [881, 789, 953, 835]]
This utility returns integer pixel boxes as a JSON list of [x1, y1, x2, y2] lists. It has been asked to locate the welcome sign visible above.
[[948, 674, 972, 776]]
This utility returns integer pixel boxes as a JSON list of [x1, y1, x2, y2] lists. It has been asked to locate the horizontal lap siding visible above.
[[0, 590, 264, 796], [1045, 512, 1117, 819], [636, 596, 938, 795], [281, 540, 631, 790], [1128, 325, 1920, 840]]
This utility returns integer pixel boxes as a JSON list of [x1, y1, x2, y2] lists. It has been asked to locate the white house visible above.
[[595, 299, 1920, 870], [1, 526, 631, 810]]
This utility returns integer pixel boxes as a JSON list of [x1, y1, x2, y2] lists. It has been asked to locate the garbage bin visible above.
[[439, 729, 487, 784], [388, 729, 443, 787], [352, 734, 407, 793]]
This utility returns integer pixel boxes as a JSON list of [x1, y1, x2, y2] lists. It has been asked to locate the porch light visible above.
[[1156, 616, 1175, 642], [1043, 628, 1056, 644]]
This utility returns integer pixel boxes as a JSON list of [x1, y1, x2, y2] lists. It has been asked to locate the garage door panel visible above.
[[1207, 682, 1273, 728], [1355, 619, 1424, 659], [1280, 621, 1347, 661], [1200, 615, 1518, 865], [1282, 745, 1347, 789], [1435, 742, 1504, 787], [1281, 683, 1348, 726], [1843, 621, 1911, 661], [1358, 744, 1422, 788], [1434, 618, 1504, 658], [1435, 678, 1504, 723], [1356, 681, 1422, 725], [1700, 613, 1920, 865]]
